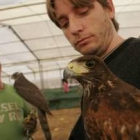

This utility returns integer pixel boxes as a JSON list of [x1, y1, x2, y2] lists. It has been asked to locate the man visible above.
[[46, 0, 140, 139], [0, 63, 37, 140]]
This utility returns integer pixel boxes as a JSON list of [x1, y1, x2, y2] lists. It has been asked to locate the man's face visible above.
[[55, 0, 115, 57]]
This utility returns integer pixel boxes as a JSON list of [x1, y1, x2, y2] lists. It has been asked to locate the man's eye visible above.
[[59, 20, 69, 29], [77, 7, 90, 16], [79, 10, 89, 16], [61, 22, 69, 29]]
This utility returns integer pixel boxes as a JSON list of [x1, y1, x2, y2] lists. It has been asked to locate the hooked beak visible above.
[[63, 67, 75, 81]]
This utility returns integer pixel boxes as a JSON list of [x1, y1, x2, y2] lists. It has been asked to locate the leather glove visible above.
[[23, 110, 37, 136]]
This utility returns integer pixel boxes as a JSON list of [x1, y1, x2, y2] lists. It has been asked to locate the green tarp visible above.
[[44, 86, 82, 110]]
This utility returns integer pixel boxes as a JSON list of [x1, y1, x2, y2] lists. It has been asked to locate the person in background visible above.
[[62, 78, 69, 93], [46, 0, 140, 139], [0, 63, 37, 140]]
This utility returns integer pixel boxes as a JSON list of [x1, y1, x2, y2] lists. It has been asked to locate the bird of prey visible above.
[[11, 72, 52, 140], [63, 55, 140, 140]]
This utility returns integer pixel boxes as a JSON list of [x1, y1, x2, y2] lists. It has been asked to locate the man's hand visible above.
[[23, 110, 37, 136]]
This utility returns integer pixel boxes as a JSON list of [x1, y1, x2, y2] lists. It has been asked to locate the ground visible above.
[[33, 107, 80, 140]]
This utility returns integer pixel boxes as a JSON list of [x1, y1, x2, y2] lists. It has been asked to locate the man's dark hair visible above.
[[46, 0, 119, 31]]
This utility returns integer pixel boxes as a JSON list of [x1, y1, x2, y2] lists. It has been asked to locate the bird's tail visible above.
[[37, 110, 52, 140]]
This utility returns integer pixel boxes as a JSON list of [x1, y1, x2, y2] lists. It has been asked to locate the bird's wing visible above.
[[14, 76, 49, 112], [84, 99, 140, 140], [83, 85, 140, 140]]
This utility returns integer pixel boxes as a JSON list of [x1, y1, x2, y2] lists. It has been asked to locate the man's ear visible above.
[[105, 0, 115, 19]]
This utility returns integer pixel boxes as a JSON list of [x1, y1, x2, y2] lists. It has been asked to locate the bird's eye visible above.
[[85, 60, 95, 68]]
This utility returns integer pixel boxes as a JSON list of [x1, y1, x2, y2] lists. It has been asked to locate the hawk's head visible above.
[[11, 72, 23, 80], [63, 55, 115, 86]]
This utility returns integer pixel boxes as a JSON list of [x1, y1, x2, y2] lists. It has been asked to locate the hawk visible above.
[[11, 72, 52, 140], [63, 55, 140, 140]]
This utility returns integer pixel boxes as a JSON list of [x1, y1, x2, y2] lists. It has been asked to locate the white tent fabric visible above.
[[0, 0, 140, 89]]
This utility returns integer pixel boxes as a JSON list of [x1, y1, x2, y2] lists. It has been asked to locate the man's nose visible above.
[[69, 17, 83, 35]]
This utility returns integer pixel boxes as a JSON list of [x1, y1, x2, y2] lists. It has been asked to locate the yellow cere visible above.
[[68, 62, 89, 74]]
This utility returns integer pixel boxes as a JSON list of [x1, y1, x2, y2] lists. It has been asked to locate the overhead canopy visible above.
[[0, 0, 140, 89]]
